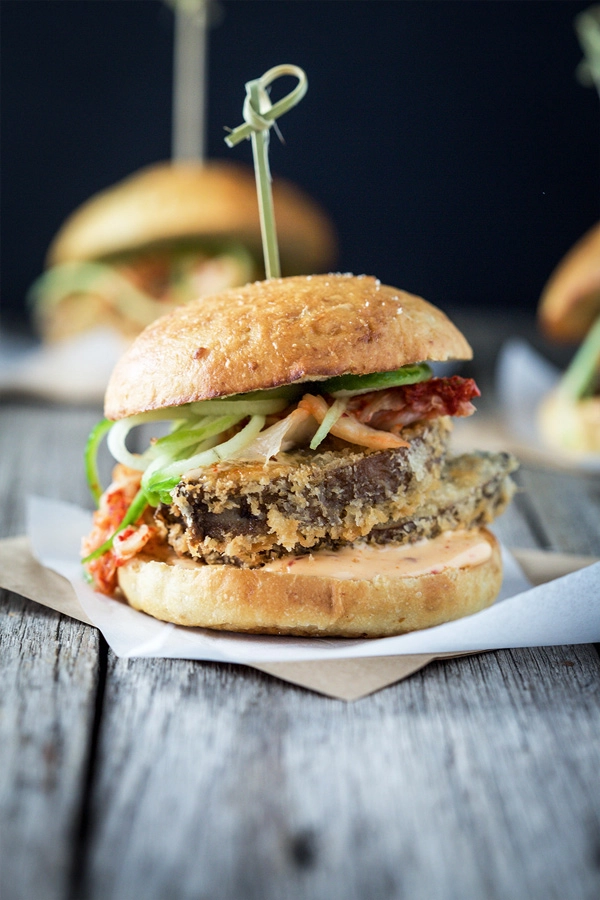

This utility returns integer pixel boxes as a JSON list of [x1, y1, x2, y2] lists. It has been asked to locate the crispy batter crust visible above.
[[47, 160, 337, 275], [157, 418, 451, 566], [117, 528, 502, 637], [367, 451, 517, 545], [104, 274, 473, 418]]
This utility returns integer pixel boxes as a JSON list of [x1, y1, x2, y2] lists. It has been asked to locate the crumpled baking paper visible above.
[[22, 495, 600, 663]]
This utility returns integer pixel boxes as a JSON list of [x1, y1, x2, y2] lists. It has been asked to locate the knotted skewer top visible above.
[[225, 65, 308, 279]]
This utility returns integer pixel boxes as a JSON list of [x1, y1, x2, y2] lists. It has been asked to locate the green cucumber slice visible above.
[[85, 418, 114, 505], [322, 363, 432, 397]]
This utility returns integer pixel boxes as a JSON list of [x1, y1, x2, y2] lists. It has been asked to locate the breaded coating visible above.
[[156, 418, 452, 566], [366, 451, 518, 546]]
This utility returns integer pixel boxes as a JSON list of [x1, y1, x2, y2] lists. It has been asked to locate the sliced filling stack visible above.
[[82, 364, 518, 594]]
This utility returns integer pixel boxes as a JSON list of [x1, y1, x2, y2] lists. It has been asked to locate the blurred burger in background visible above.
[[537, 220, 600, 456], [28, 159, 337, 343]]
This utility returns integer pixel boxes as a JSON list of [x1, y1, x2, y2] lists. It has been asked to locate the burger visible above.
[[82, 273, 518, 637], [537, 221, 600, 456], [29, 160, 336, 343]]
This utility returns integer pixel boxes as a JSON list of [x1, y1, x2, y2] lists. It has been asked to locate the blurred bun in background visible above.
[[538, 221, 600, 344], [4, 2, 598, 336], [537, 221, 600, 455], [29, 160, 337, 343]]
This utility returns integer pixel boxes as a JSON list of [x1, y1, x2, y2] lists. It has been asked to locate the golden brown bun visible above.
[[46, 160, 337, 275], [117, 529, 502, 637], [538, 221, 600, 342], [538, 389, 600, 455], [104, 273, 472, 419]]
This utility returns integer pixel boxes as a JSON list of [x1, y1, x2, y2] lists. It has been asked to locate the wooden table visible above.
[[1, 317, 599, 900]]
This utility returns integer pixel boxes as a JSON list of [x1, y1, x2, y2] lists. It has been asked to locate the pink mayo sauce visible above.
[[261, 530, 492, 580]]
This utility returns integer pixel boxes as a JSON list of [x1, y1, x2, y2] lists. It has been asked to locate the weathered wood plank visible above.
[[2, 390, 599, 900], [0, 401, 102, 532], [516, 466, 600, 556], [79, 641, 599, 900], [0, 402, 102, 900], [0, 592, 101, 900], [492, 483, 540, 550]]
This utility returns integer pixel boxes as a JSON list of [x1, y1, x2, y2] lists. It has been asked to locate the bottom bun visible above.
[[538, 390, 600, 456], [117, 528, 502, 638]]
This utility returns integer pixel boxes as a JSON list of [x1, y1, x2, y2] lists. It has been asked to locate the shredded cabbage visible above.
[[87, 388, 294, 506], [233, 407, 317, 460], [141, 415, 266, 500], [310, 398, 348, 449], [107, 413, 245, 472], [107, 416, 153, 471]]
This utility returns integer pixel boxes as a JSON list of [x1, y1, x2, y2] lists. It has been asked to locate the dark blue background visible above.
[[2, 0, 598, 329]]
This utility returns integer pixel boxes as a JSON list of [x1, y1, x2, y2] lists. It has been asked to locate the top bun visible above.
[[46, 160, 337, 276], [104, 273, 472, 419], [538, 221, 600, 342]]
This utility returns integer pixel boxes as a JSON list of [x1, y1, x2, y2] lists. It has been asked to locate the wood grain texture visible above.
[[0, 401, 101, 535], [0, 401, 102, 900], [1, 350, 600, 900], [80, 643, 600, 900], [0, 592, 100, 900]]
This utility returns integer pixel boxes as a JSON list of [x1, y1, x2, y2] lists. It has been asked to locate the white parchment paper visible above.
[[26, 496, 600, 663]]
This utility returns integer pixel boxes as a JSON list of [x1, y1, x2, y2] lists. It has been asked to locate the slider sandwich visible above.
[[537, 221, 600, 456], [30, 161, 336, 342], [82, 273, 518, 637]]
